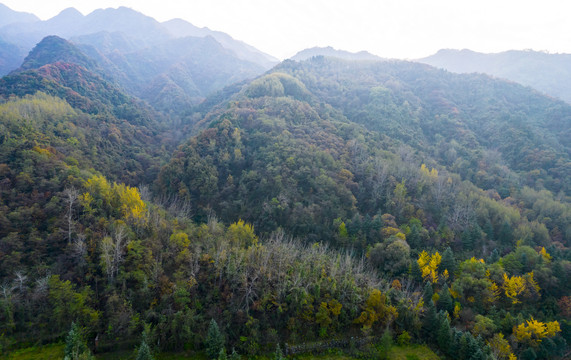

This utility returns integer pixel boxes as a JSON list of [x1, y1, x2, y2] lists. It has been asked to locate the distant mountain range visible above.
[[290, 46, 383, 62], [0, 3, 38, 27], [0, 4, 278, 109], [420, 49, 571, 104]]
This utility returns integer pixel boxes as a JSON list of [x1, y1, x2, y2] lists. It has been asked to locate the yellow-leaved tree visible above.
[[502, 272, 540, 304], [418, 250, 441, 283], [539, 247, 551, 262], [227, 219, 258, 247], [83, 175, 147, 222], [503, 273, 526, 304], [354, 289, 397, 335], [514, 317, 561, 347]]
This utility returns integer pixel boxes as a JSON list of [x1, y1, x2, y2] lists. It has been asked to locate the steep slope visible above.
[[0, 39, 569, 360], [291, 46, 383, 61], [14, 35, 98, 73], [420, 49, 571, 104], [158, 62, 570, 249], [0, 38, 173, 184], [163, 18, 279, 69], [275, 58, 571, 196], [0, 5, 40, 75], [103, 35, 266, 110], [0, 37, 27, 76], [154, 62, 570, 359]]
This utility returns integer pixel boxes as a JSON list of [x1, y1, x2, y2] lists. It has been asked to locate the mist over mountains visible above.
[[0, 3, 569, 360], [420, 49, 571, 104], [0, 4, 278, 109]]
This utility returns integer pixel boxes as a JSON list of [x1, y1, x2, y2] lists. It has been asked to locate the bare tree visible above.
[[33, 275, 50, 300], [13, 271, 27, 294], [63, 186, 79, 244], [73, 233, 88, 266], [101, 225, 129, 282]]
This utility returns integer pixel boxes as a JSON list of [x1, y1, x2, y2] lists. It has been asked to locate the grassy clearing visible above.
[[2, 343, 64, 360], [3, 343, 439, 360], [388, 344, 441, 360]]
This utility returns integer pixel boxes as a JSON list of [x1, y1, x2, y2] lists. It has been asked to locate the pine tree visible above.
[[483, 218, 494, 242], [462, 224, 481, 251], [422, 300, 438, 343], [136, 338, 154, 360], [437, 283, 454, 315], [64, 322, 93, 360], [437, 311, 452, 356], [378, 329, 393, 360], [488, 248, 500, 263], [218, 347, 227, 360], [440, 247, 456, 275], [423, 282, 434, 305], [410, 260, 423, 283], [229, 347, 241, 360], [520, 347, 537, 360], [206, 319, 225, 360], [408, 223, 421, 248], [274, 343, 285, 360]]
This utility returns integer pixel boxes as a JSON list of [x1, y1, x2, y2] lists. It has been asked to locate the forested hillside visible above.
[[0, 25, 570, 360], [420, 49, 571, 105], [0, 5, 275, 116]]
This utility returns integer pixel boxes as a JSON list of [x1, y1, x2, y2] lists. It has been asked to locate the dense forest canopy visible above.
[[0, 7, 570, 360]]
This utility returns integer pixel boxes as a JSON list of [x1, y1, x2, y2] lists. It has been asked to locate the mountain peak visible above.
[[291, 46, 382, 62], [54, 7, 83, 19], [16, 35, 97, 73]]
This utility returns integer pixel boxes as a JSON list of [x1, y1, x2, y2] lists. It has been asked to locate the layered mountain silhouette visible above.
[[291, 46, 383, 61], [0, 4, 277, 110], [0, 3, 38, 27], [420, 49, 571, 104]]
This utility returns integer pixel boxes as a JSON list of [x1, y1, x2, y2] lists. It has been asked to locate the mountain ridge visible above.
[[291, 46, 383, 62], [0, 3, 277, 78], [419, 48, 571, 104], [0, 3, 38, 27]]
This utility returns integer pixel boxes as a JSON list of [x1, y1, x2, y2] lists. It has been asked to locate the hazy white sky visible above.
[[3, 0, 571, 59]]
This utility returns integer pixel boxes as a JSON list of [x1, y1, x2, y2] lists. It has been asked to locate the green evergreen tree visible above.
[[459, 332, 471, 360], [410, 260, 423, 283], [449, 328, 463, 359], [136, 338, 154, 360], [206, 319, 225, 360], [469, 347, 485, 360], [440, 247, 456, 275], [483, 218, 494, 242], [520, 347, 538, 360], [423, 282, 434, 305], [274, 343, 285, 360], [229, 347, 241, 360], [437, 283, 454, 315], [64, 322, 93, 360], [462, 224, 482, 251], [488, 248, 500, 263], [437, 311, 452, 356], [378, 329, 393, 360], [218, 347, 227, 360], [408, 223, 421, 249], [422, 300, 438, 343]]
